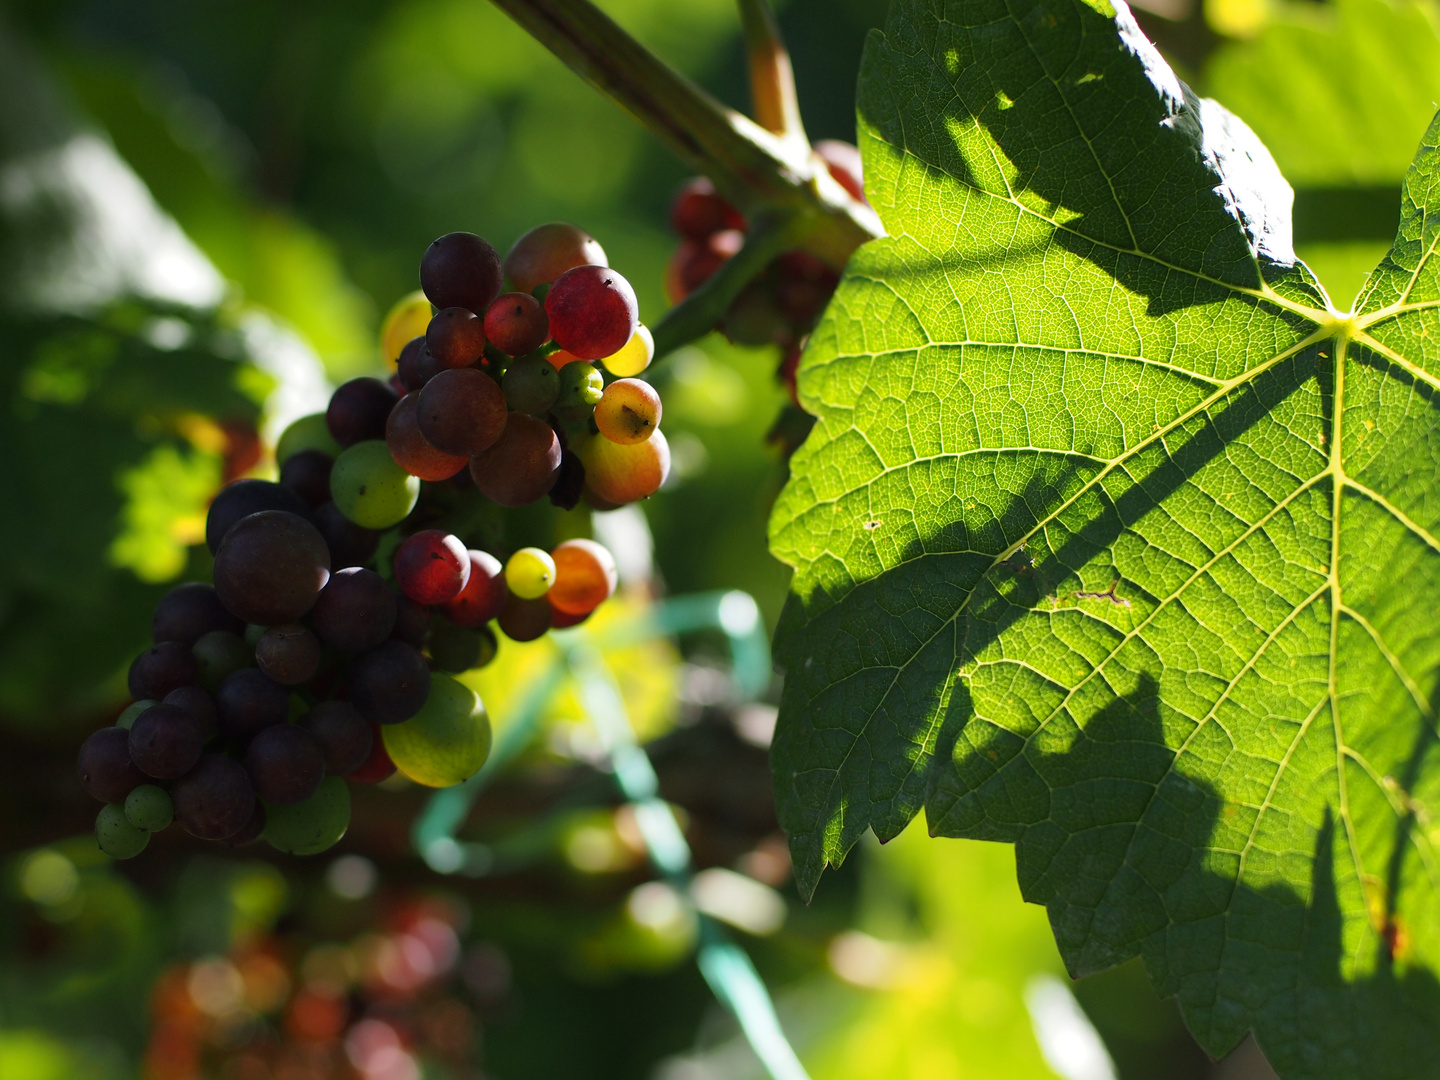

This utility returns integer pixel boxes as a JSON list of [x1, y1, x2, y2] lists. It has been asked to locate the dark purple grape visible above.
[[206, 479, 311, 554], [420, 232, 503, 314], [164, 685, 219, 743], [152, 583, 243, 646], [467, 413, 561, 507], [347, 640, 431, 724], [216, 667, 291, 743], [244, 724, 325, 805], [391, 596, 431, 647], [313, 501, 379, 570], [397, 337, 444, 392], [498, 594, 552, 642], [213, 510, 331, 626], [327, 377, 400, 448], [77, 726, 146, 803], [302, 701, 374, 775], [226, 802, 267, 846], [429, 619, 488, 673], [550, 445, 585, 510], [128, 641, 198, 700], [426, 306, 487, 368], [311, 567, 397, 653], [255, 624, 322, 685], [279, 449, 335, 509], [173, 754, 256, 840], [417, 368, 507, 456], [386, 393, 468, 482], [128, 703, 203, 779]]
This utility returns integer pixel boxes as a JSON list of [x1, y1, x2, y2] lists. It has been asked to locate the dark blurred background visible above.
[[0, 0, 1427, 1076]]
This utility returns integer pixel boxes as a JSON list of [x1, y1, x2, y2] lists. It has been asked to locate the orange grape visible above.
[[549, 539, 617, 615], [579, 429, 670, 504], [594, 378, 661, 445]]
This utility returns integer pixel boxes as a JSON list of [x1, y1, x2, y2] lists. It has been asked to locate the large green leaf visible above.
[[768, 0, 1440, 1074]]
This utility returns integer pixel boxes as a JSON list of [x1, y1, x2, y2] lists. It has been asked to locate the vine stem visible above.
[[739, 0, 808, 150]]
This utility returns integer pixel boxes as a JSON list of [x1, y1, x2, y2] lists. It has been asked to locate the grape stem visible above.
[[739, 0, 808, 151], [486, 0, 882, 262], [649, 210, 803, 361]]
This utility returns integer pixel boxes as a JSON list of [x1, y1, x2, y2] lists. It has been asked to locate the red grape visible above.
[[442, 550, 507, 627], [327, 377, 400, 447], [467, 413, 562, 507], [393, 530, 470, 605], [544, 265, 638, 360], [346, 723, 396, 783], [503, 223, 606, 294], [665, 229, 743, 303], [386, 393, 468, 481], [311, 567, 397, 653], [420, 232, 503, 314], [397, 336, 444, 391], [206, 479, 310, 554], [497, 594, 551, 642], [484, 292, 549, 356], [417, 368, 508, 455], [426, 306, 487, 368], [669, 177, 745, 238], [213, 510, 331, 625], [815, 139, 866, 204]]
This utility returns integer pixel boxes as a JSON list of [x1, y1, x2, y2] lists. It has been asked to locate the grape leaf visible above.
[[768, 1, 1440, 1075]]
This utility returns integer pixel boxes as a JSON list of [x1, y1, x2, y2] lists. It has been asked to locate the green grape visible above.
[[96, 803, 150, 859], [502, 357, 560, 415], [192, 630, 253, 690], [263, 776, 350, 855], [125, 784, 174, 832], [331, 440, 420, 529], [556, 361, 604, 409], [276, 412, 341, 464], [382, 673, 491, 787], [505, 548, 555, 599], [118, 699, 157, 730]]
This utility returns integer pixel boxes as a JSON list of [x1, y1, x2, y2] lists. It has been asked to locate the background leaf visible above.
[[769, 1, 1440, 1075]]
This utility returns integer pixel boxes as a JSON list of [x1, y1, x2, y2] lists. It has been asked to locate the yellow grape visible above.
[[505, 547, 556, 599], [380, 290, 433, 366], [579, 429, 670, 504], [599, 324, 654, 377], [594, 378, 661, 445]]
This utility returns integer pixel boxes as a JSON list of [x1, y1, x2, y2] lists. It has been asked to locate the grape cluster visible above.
[[663, 140, 865, 409], [79, 223, 653, 860]]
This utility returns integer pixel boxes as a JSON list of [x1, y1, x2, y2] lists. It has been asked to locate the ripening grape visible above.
[[380, 290, 434, 365], [346, 724, 396, 783], [665, 229, 743, 303], [244, 723, 325, 806], [386, 393, 468, 481], [417, 368, 508, 456], [485, 292, 549, 356], [172, 754, 256, 840], [164, 686, 219, 743], [503, 223, 607, 294], [255, 624, 322, 685], [213, 510, 331, 625], [276, 412, 341, 464], [579, 429, 671, 504], [420, 232, 503, 315], [594, 378, 661, 444], [505, 547, 555, 599], [550, 603, 591, 629], [497, 594, 552, 642], [96, 803, 150, 859], [545, 265, 638, 360], [393, 530, 470, 605], [302, 701, 373, 775], [441, 550, 507, 628], [382, 673, 491, 787], [347, 640, 431, 724], [467, 414, 562, 507], [426, 306, 487, 368], [555, 361, 604, 408], [669, 177, 746, 239], [549, 539, 617, 616], [128, 641, 198, 700], [279, 449, 335, 509], [814, 139, 866, 204], [191, 630, 252, 690], [311, 567, 397, 652], [128, 703, 203, 779], [546, 349, 586, 370], [331, 440, 421, 529], [397, 336, 444, 391], [118, 699, 155, 731], [598, 324, 654, 377], [391, 596, 431, 648], [78, 726, 146, 803], [313, 500, 380, 568], [125, 784, 174, 832], [327, 377, 400, 448], [205, 479, 311, 554], [153, 583, 243, 647], [262, 776, 351, 855], [502, 357, 560, 414], [216, 667, 291, 742]]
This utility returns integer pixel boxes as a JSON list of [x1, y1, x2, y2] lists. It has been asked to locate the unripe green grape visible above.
[[118, 699, 157, 730], [97, 803, 150, 859], [192, 631, 253, 691], [331, 440, 420, 529], [125, 784, 174, 832], [506, 548, 556, 599], [556, 362, 604, 409], [263, 776, 350, 855], [382, 672, 492, 787], [277, 412, 341, 464], [503, 357, 560, 415]]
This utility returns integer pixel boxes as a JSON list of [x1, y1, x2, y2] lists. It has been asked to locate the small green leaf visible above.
[[770, 2, 1440, 1075]]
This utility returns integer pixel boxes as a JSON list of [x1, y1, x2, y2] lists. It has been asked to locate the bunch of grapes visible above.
[[78, 224, 665, 860], [663, 140, 865, 410]]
